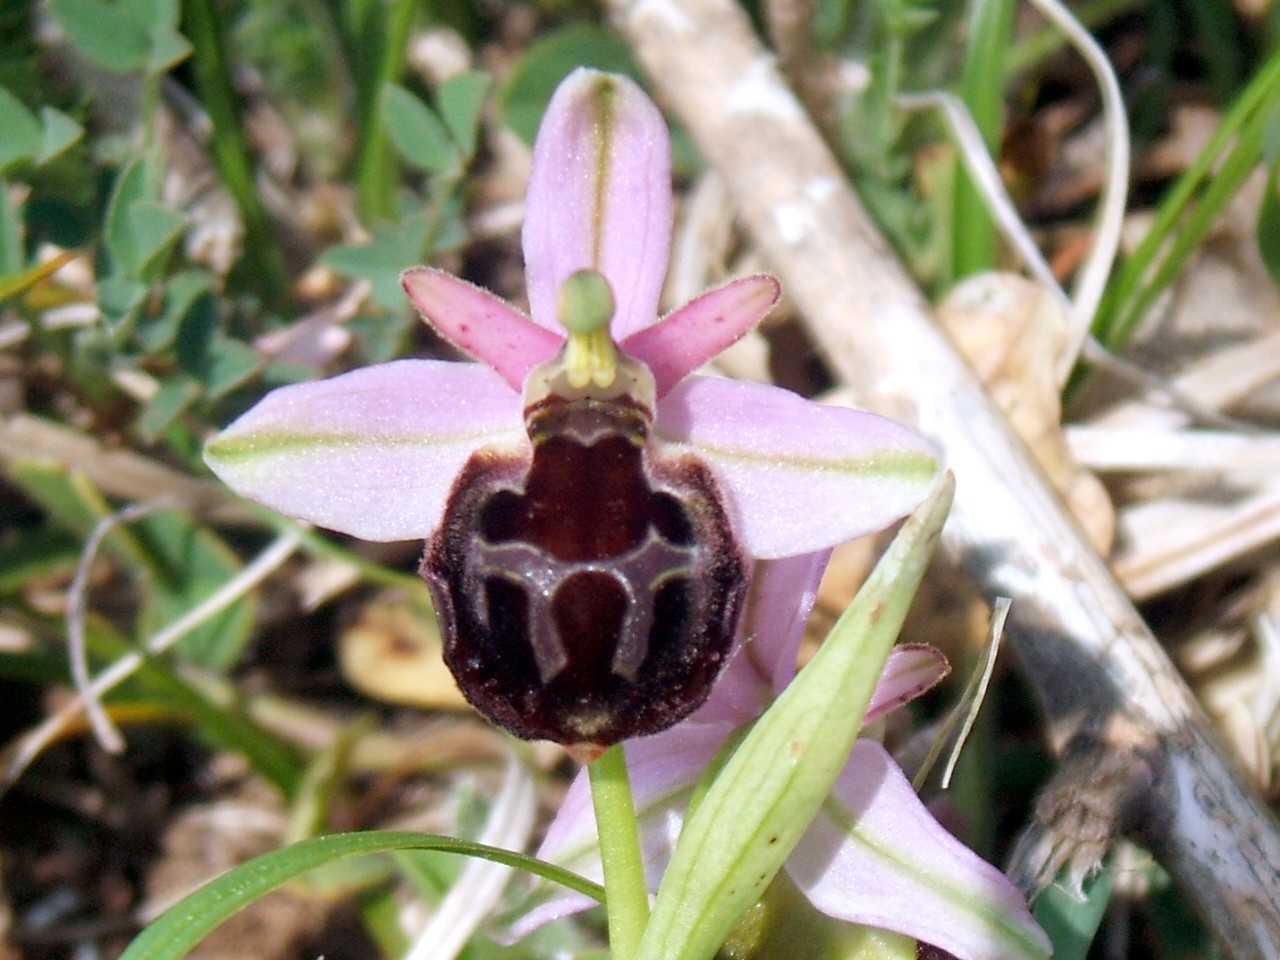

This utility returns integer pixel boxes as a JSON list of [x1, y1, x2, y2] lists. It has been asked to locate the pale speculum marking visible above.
[[470, 526, 696, 683]]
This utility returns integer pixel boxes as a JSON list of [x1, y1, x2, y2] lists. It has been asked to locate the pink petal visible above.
[[655, 377, 940, 559], [401, 267, 561, 390], [537, 722, 732, 866], [786, 740, 1051, 960], [523, 68, 672, 339], [510, 721, 731, 940], [622, 276, 781, 395], [693, 551, 830, 724], [504, 890, 599, 943], [203, 360, 526, 541], [865, 645, 951, 724]]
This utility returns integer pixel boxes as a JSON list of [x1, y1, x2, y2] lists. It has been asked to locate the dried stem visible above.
[[67, 500, 172, 754], [604, 0, 1280, 955], [3, 531, 301, 794]]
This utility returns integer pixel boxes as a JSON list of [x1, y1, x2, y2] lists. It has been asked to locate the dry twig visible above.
[[604, 0, 1280, 954]]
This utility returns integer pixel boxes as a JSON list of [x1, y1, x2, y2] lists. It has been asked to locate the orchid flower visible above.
[[514, 551, 1053, 960], [203, 68, 937, 750]]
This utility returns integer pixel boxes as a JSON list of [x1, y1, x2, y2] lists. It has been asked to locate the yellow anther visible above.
[[558, 269, 619, 390], [563, 327, 618, 389]]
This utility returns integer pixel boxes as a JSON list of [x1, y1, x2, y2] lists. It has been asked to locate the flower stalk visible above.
[[588, 744, 651, 959]]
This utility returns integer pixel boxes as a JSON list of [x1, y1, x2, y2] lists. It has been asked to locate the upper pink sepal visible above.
[[622, 275, 781, 396], [522, 68, 673, 339], [655, 377, 940, 558], [203, 359, 526, 541], [401, 267, 562, 390], [785, 740, 1052, 960]]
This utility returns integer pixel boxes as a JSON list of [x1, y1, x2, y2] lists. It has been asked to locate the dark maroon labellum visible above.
[[422, 395, 747, 747]]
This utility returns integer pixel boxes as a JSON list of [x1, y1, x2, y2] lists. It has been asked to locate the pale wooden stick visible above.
[[1115, 488, 1280, 599], [0, 414, 246, 520], [1067, 425, 1280, 472], [1089, 329, 1280, 431], [1, 532, 301, 795], [605, 0, 1280, 954]]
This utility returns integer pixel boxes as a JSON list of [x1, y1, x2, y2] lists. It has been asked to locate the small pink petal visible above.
[[655, 377, 940, 559], [523, 68, 672, 339], [504, 891, 599, 943], [512, 722, 731, 939], [693, 551, 830, 724], [865, 645, 951, 724], [537, 722, 732, 866], [204, 360, 526, 541], [402, 267, 561, 390], [786, 740, 1051, 960], [622, 276, 781, 395]]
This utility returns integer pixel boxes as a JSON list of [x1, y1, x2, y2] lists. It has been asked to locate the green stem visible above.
[[352, 0, 418, 223], [951, 0, 1017, 281], [181, 0, 291, 307], [588, 743, 650, 960], [1095, 44, 1280, 353]]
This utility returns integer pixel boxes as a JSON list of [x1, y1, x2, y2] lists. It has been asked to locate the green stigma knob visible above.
[[558, 270, 616, 335]]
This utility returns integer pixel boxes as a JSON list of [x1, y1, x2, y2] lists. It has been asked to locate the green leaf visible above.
[[321, 212, 430, 310], [103, 158, 186, 280], [951, 0, 1017, 280], [1096, 47, 1280, 355], [50, 0, 187, 74], [126, 199, 186, 278], [382, 83, 456, 175], [0, 87, 43, 171], [1144, 862, 1212, 960], [637, 476, 955, 960], [171, 289, 262, 396], [97, 272, 149, 335], [499, 24, 640, 145], [1033, 863, 1113, 960], [120, 0, 179, 35], [37, 107, 84, 165], [438, 70, 488, 160], [131, 509, 254, 670], [116, 831, 605, 960], [0, 185, 22, 275], [50, 0, 152, 72], [135, 375, 202, 443], [104, 157, 149, 274], [201, 337, 262, 399], [137, 270, 213, 354], [175, 290, 219, 375], [5, 460, 150, 570], [144, 27, 191, 76], [1259, 157, 1280, 291], [0, 650, 76, 686], [0, 526, 82, 594]]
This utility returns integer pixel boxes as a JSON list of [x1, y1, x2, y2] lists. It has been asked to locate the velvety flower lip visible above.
[[204, 68, 940, 561], [513, 554, 1053, 960]]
